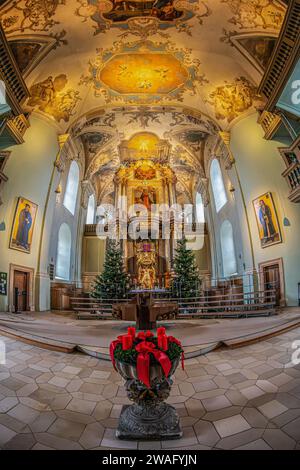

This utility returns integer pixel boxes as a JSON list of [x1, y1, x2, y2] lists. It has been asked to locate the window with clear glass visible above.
[[210, 159, 227, 212], [63, 161, 79, 215], [196, 192, 205, 223], [86, 194, 95, 224], [220, 220, 237, 278], [56, 223, 72, 280]]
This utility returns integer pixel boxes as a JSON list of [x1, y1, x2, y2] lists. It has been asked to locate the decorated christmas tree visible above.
[[171, 238, 201, 298], [91, 240, 132, 299]]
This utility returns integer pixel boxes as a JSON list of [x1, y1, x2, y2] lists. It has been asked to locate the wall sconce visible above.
[[229, 183, 235, 199], [55, 183, 62, 204]]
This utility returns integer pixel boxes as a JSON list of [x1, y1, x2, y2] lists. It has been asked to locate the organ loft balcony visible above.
[[0, 23, 30, 148]]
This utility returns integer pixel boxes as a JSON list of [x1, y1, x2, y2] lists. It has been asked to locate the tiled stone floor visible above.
[[0, 329, 300, 450]]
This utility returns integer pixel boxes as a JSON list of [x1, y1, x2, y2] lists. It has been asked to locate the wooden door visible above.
[[263, 264, 281, 306], [13, 271, 28, 312]]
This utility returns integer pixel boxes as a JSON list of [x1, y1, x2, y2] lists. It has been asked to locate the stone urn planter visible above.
[[110, 327, 184, 440]]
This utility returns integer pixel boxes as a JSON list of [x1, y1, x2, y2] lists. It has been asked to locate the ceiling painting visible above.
[[27, 74, 81, 123], [176, 129, 209, 152], [80, 131, 113, 155], [221, 0, 285, 30], [9, 41, 42, 73], [1, 0, 287, 204], [8, 31, 68, 76], [235, 35, 276, 69], [75, 0, 211, 37], [207, 76, 262, 123], [100, 53, 188, 94], [119, 131, 171, 163], [80, 40, 207, 104], [221, 31, 277, 72], [127, 132, 160, 155]]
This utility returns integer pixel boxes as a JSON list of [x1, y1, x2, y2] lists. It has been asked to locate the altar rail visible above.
[[71, 288, 278, 320], [70, 268, 280, 319]]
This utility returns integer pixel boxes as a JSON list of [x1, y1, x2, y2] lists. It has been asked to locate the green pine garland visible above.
[[91, 240, 132, 299], [171, 237, 201, 299]]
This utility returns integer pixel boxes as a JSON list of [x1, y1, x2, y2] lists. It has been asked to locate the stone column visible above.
[[35, 134, 69, 311]]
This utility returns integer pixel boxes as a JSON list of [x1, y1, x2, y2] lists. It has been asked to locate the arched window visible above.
[[63, 161, 79, 215], [220, 220, 237, 278], [210, 159, 227, 212], [86, 194, 95, 224], [56, 223, 72, 280], [196, 192, 205, 223]]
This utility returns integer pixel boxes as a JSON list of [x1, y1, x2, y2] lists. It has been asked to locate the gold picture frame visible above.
[[253, 192, 282, 248], [9, 197, 38, 254]]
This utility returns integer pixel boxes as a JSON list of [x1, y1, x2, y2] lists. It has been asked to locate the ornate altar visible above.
[[136, 243, 156, 289], [114, 132, 178, 288]]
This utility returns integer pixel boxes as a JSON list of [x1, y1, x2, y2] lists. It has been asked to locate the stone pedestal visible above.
[[115, 358, 182, 441], [117, 402, 182, 440]]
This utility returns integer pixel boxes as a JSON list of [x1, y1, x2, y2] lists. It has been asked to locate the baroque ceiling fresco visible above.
[[0, 0, 287, 204]]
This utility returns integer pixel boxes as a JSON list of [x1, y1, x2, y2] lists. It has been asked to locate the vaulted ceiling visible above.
[[1, 0, 287, 203]]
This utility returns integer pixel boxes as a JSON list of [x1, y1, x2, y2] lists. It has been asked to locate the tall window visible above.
[[220, 220, 237, 277], [56, 223, 72, 280], [63, 161, 79, 215], [196, 192, 205, 223], [210, 159, 227, 212], [86, 194, 95, 224]]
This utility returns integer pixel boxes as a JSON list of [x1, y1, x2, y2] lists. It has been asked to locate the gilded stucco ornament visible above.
[[80, 40, 208, 104], [0, 0, 66, 34], [27, 74, 81, 123], [221, 0, 285, 30], [207, 76, 262, 123], [81, 179, 96, 209]]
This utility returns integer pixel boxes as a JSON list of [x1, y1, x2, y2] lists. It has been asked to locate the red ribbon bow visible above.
[[135, 341, 172, 388]]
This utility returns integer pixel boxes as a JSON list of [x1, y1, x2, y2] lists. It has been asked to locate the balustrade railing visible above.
[[282, 162, 300, 202], [6, 114, 30, 144], [257, 110, 282, 140]]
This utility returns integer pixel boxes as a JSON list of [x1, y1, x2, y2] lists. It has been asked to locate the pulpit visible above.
[[113, 291, 178, 329]]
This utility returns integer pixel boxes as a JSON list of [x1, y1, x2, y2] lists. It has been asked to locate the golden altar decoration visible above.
[[137, 248, 157, 289]]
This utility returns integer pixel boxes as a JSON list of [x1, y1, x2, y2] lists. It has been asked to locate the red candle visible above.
[[127, 327, 136, 338], [157, 327, 166, 337], [122, 334, 133, 350], [158, 335, 168, 351]]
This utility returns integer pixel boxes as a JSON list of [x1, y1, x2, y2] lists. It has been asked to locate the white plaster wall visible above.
[[0, 114, 59, 311], [207, 158, 247, 279], [48, 158, 83, 285], [230, 112, 300, 306]]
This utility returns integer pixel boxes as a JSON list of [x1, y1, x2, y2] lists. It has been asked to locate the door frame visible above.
[[9, 264, 35, 312], [258, 258, 286, 307]]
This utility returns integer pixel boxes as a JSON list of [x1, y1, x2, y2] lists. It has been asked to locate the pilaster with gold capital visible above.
[[54, 133, 70, 173], [218, 131, 235, 170]]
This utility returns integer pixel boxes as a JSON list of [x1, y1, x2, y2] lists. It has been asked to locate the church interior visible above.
[[0, 0, 300, 452]]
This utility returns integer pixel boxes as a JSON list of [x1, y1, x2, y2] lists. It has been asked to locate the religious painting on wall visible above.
[[253, 192, 282, 248], [134, 187, 156, 211], [9, 197, 38, 254], [135, 164, 156, 180]]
